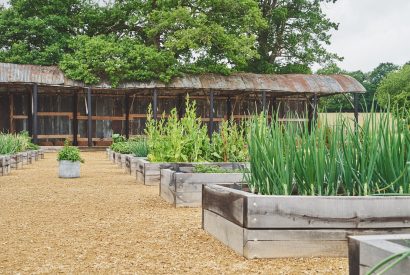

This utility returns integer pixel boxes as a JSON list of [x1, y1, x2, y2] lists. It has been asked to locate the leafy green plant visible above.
[[0, 131, 38, 155], [128, 137, 148, 157], [193, 164, 242, 174], [246, 109, 410, 196], [145, 96, 248, 163], [57, 141, 84, 163]]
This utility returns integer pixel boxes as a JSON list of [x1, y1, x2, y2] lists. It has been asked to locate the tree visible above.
[[376, 65, 410, 114], [0, 0, 87, 65], [246, 0, 341, 74]]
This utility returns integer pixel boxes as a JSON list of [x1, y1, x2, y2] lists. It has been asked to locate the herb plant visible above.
[[57, 141, 84, 163]]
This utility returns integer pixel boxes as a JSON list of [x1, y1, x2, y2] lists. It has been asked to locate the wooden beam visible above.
[[209, 90, 214, 140], [9, 93, 14, 133], [152, 89, 158, 121], [354, 93, 359, 129], [72, 91, 78, 146], [87, 87, 92, 147], [32, 83, 38, 144], [227, 96, 232, 122], [125, 93, 130, 139], [27, 89, 32, 136], [262, 90, 267, 113]]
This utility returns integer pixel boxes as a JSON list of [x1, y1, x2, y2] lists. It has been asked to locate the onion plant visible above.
[[246, 109, 410, 196], [0, 131, 36, 155]]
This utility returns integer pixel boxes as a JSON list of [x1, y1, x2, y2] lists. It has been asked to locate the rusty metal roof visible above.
[[0, 62, 366, 94]]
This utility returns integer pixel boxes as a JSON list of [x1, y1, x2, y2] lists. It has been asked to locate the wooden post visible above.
[[72, 91, 78, 146], [87, 87, 92, 147], [226, 96, 232, 121], [152, 89, 158, 121], [209, 90, 214, 140], [353, 93, 359, 126], [32, 83, 38, 144], [262, 90, 267, 114], [9, 93, 14, 133], [308, 93, 318, 133], [124, 93, 130, 139], [27, 89, 32, 136], [177, 94, 185, 119]]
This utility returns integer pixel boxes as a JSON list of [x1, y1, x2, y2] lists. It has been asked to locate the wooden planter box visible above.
[[120, 153, 131, 169], [348, 234, 410, 275], [10, 153, 23, 169], [0, 155, 11, 176], [202, 184, 410, 259], [160, 166, 246, 207], [136, 158, 248, 186], [125, 156, 146, 177]]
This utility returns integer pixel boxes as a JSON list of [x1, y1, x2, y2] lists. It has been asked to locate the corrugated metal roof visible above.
[[0, 62, 366, 94]]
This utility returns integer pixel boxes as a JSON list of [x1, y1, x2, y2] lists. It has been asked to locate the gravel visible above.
[[0, 151, 348, 274]]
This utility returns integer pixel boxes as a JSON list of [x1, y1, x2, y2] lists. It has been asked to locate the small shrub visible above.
[[57, 141, 84, 163]]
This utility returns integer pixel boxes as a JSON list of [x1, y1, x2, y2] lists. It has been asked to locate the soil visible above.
[[0, 152, 348, 274]]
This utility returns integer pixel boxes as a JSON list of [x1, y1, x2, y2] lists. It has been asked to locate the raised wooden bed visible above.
[[0, 155, 11, 176], [10, 153, 23, 169], [125, 156, 146, 177], [202, 184, 410, 259], [160, 165, 246, 207], [348, 234, 410, 275], [136, 158, 247, 186]]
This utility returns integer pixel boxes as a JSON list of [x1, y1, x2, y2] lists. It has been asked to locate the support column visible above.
[[87, 87, 92, 147], [152, 89, 158, 121], [177, 94, 185, 119], [209, 90, 214, 140], [32, 83, 38, 144], [27, 89, 33, 136], [262, 90, 267, 114], [9, 93, 14, 133], [308, 93, 318, 133], [125, 93, 130, 139], [226, 96, 232, 121], [353, 93, 359, 125], [72, 90, 78, 146]]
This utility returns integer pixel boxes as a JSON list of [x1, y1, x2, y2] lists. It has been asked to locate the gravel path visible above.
[[0, 152, 347, 274]]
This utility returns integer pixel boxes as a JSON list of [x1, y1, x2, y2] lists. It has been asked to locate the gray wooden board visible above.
[[160, 169, 176, 204], [203, 184, 410, 229], [202, 185, 245, 226], [203, 209, 245, 255], [349, 234, 410, 275], [204, 209, 410, 259]]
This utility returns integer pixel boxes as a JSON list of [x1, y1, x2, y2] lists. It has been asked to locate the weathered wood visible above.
[[203, 210, 245, 255], [202, 185, 246, 226], [203, 184, 410, 259], [161, 168, 245, 207], [0, 156, 11, 176], [246, 195, 410, 229], [349, 234, 410, 275]]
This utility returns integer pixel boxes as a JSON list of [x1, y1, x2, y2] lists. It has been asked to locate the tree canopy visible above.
[[376, 65, 410, 113], [0, 0, 340, 86], [317, 62, 400, 112]]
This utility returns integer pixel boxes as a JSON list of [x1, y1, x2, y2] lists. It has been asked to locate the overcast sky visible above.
[[1, 0, 409, 72]]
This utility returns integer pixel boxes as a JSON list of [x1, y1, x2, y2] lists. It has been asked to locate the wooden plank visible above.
[[175, 173, 244, 193], [12, 115, 28, 119], [202, 184, 246, 227], [246, 195, 410, 229], [160, 169, 176, 204], [244, 239, 346, 259], [175, 192, 202, 207], [9, 93, 13, 133], [37, 134, 79, 139], [37, 112, 73, 118], [203, 209, 245, 256]]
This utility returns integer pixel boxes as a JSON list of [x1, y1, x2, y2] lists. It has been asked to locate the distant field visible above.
[[319, 113, 386, 126]]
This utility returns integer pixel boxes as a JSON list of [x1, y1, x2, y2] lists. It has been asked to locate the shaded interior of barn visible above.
[[0, 63, 366, 146]]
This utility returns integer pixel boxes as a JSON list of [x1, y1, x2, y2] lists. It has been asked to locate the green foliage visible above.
[[209, 120, 248, 162], [193, 164, 242, 174], [318, 62, 400, 112], [57, 141, 84, 163], [376, 65, 410, 115], [0, 131, 37, 154], [128, 137, 148, 157], [110, 137, 149, 157], [246, 0, 341, 73], [145, 97, 248, 163], [0, 0, 86, 65], [246, 110, 410, 196], [1, 0, 342, 83]]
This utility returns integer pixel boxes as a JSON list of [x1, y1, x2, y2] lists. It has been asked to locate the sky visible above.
[[321, 0, 410, 72], [1, 0, 409, 72]]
